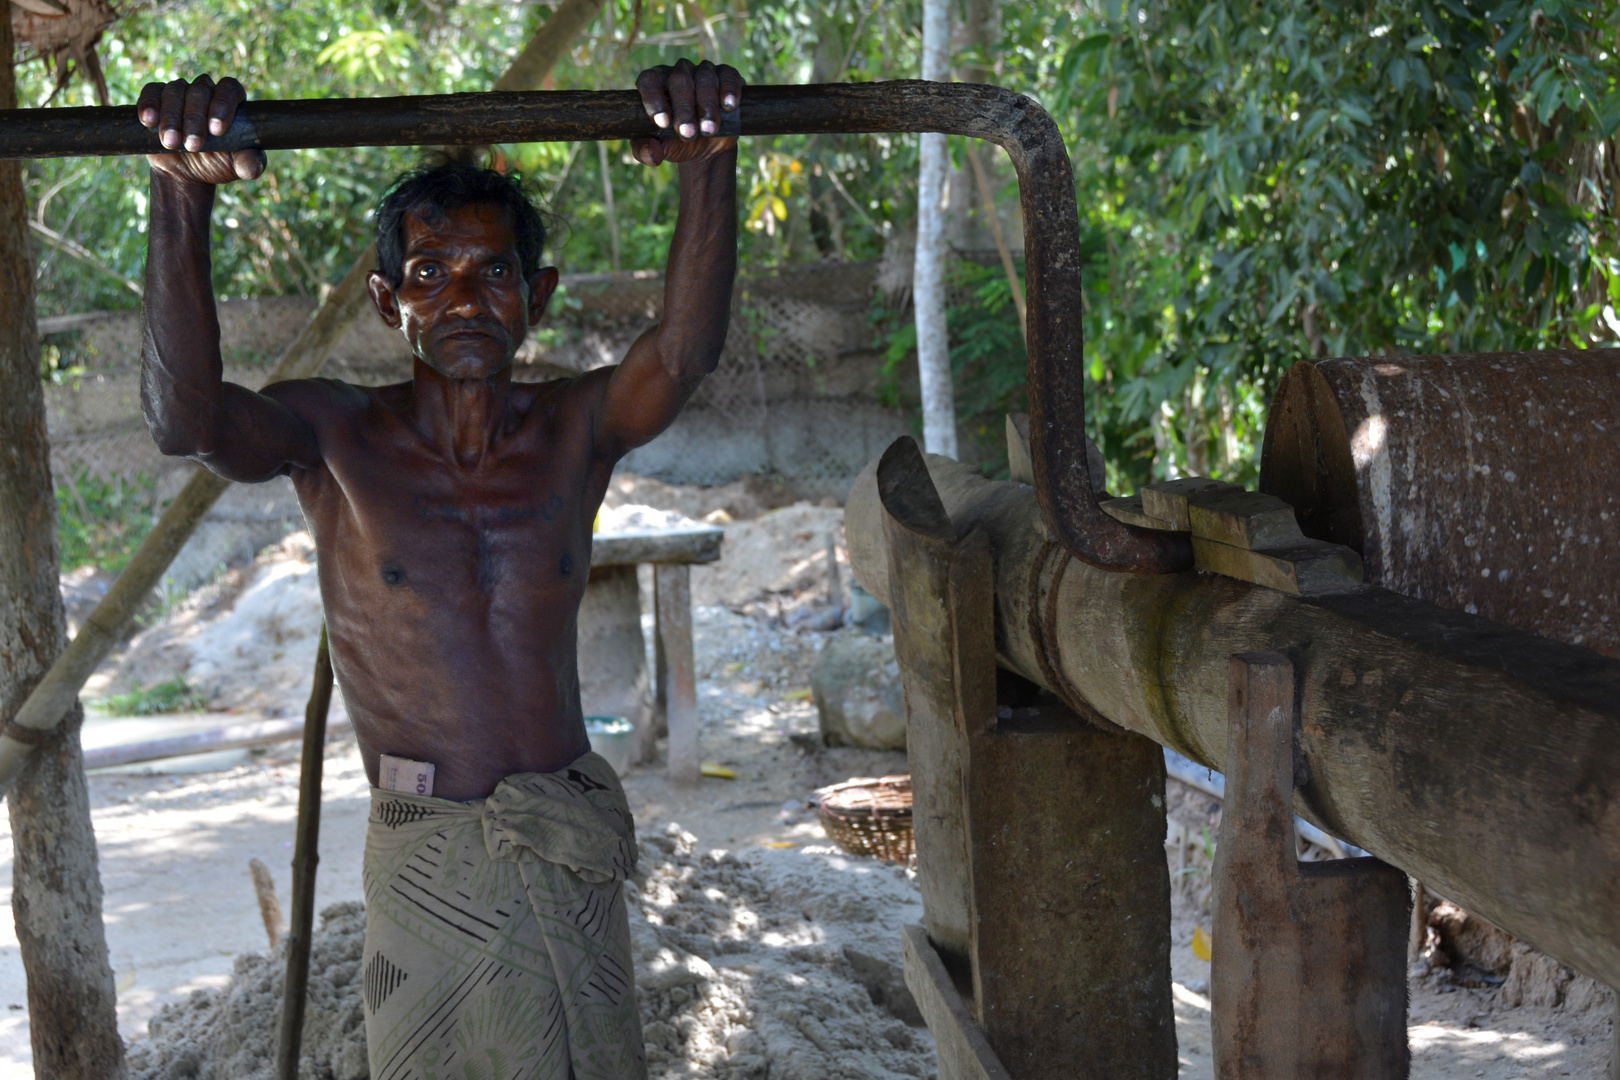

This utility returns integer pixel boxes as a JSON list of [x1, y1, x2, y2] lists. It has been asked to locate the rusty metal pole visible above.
[[276, 626, 334, 1080], [0, 81, 1190, 576]]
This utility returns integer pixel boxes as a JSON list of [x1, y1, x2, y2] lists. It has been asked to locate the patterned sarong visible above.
[[361, 751, 647, 1080]]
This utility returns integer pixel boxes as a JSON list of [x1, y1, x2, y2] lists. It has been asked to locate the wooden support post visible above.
[[1212, 652, 1409, 1079], [654, 564, 699, 786], [276, 627, 334, 1080], [879, 437, 1177, 1080], [577, 564, 654, 762]]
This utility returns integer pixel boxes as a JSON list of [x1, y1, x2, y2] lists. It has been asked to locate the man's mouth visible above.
[[438, 322, 504, 344]]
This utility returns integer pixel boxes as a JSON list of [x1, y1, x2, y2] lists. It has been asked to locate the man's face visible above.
[[369, 202, 558, 380]]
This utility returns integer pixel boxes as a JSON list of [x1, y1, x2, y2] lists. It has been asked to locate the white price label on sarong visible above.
[[378, 754, 435, 796]]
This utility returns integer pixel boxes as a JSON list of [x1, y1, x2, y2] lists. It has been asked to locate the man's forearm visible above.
[[656, 149, 738, 379], [140, 173, 225, 457]]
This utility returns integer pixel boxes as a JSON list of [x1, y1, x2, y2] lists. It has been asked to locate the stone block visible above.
[[812, 628, 906, 750]]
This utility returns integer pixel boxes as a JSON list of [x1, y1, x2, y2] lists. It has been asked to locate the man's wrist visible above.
[[677, 145, 739, 177], [149, 168, 217, 208]]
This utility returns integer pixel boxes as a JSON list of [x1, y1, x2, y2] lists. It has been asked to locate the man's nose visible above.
[[442, 270, 486, 317]]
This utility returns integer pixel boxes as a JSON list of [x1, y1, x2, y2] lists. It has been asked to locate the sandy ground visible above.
[[1, 488, 1612, 1076]]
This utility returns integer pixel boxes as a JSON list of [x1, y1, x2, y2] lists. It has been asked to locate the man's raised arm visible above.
[[139, 75, 321, 483], [591, 60, 742, 459]]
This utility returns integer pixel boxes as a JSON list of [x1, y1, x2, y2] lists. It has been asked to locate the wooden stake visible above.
[[276, 625, 333, 1080]]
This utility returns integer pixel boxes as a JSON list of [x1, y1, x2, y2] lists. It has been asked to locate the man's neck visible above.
[[409, 359, 514, 469]]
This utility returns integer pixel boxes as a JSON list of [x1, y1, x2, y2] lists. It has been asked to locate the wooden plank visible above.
[[884, 437, 1177, 1078], [1210, 652, 1409, 1079], [590, 526, 723, 567], [1184, 488, 1304, 551], [654, 564, 699, 786], [880, 438, 975, 968], [1100, 493, 1163, 530], [965, 700, 1178, 1079], [1139, 477, 1237, 530], [1190, 535, 1363, 595], [902, 925, 1012, 1080]]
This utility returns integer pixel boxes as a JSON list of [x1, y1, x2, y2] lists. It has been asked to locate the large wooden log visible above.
[[846, 450, 1620, 989]]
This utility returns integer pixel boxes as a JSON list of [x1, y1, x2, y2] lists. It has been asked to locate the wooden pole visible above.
[[655, 565, 699, 785], [879, 438, 1176, 1079], [276, 626, 333, 1080]]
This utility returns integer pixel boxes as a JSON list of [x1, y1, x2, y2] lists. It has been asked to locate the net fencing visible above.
[[41, 259, 911, 590]]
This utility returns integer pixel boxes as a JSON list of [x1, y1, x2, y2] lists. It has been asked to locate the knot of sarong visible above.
[[479, 755, 637, 886]]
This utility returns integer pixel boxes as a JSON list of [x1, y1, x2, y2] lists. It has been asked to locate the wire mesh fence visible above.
[[42, 259, 911, 589]]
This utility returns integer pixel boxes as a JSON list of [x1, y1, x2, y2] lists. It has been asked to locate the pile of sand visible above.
[[124, 824, 933, 1080], [691, 505, 848, 619], [125, 903, 370, 1080]]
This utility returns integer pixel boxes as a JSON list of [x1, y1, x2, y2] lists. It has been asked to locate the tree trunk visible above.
[[914, 0, 955, 458], [0, 14, 126, 1079]]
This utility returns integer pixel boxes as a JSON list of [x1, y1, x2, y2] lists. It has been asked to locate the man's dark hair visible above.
[[374, 163, 547, 286]]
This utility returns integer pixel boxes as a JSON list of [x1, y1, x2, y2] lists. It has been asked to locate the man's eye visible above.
[[491, 265, 507, 276], [418, 265, 437, 279]]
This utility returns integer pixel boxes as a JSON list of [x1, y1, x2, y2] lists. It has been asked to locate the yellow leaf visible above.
[[763, 841, 797, 849], [771, 196, 788, 221], [788, 159, 803, 174], [701, 762, 736, 779], [782, 688, 812, 701], [1192, 924, 1213, 961]]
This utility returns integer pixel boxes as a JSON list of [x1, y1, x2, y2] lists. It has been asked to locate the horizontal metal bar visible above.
[[0, 80, 1185, 577]]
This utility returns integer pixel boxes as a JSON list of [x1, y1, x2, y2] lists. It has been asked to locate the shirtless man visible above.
[[139, 61, 740, 1079]]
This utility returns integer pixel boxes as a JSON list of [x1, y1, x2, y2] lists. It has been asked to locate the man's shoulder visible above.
[[514, 369, 611, 416], [260, 376, 401, 418]]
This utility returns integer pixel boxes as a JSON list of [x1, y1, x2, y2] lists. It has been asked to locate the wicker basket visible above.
[[811, 775, 914, 863]]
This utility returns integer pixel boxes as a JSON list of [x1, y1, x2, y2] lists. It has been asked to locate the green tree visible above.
[[1055, 0, 1620, 488]]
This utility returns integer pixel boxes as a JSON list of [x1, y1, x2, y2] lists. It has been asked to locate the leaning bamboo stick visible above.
[[250, 858, 286, 949], [275, 626, 333, 1080]]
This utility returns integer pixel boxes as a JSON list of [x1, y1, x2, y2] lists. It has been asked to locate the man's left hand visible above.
[[632, 58, 743, 167]]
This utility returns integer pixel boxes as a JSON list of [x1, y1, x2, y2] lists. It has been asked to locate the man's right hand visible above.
[[138, 74, 266, 186]]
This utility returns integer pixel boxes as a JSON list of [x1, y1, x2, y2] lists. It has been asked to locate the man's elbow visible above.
[[681, 343, 725, 380], [142, 402, 215, 459], [146, 416, 201, 459]]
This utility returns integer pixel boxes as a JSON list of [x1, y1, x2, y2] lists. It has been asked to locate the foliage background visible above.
[[17, 0, 1620, 494]]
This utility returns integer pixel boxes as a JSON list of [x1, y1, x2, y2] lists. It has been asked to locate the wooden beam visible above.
[[902, 925, 1012, 1080], [654, 564, 699, 786], [845, 449, 1620, 990], [1211, 652, 1408, 1078]]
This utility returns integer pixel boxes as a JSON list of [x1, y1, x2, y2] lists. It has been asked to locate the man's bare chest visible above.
[[296, 429, 601, 606]]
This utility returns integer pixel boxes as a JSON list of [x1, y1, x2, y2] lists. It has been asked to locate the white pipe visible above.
[[1163, 749, 1364, 860], [83, 715, 352, 771]]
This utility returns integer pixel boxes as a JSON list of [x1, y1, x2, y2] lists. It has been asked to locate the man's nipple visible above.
[[560, 552, 574, 577], [381, 563, 407, 586]]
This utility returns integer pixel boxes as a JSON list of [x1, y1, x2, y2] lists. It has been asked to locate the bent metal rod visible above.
[[0, 81, 1188, 578]]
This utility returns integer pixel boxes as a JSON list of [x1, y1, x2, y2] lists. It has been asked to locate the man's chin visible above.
[[418, 348, 514, 381]]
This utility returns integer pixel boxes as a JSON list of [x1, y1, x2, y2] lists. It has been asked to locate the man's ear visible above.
[[527, 267, 560, 326], [368, 271, 403, 330]]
